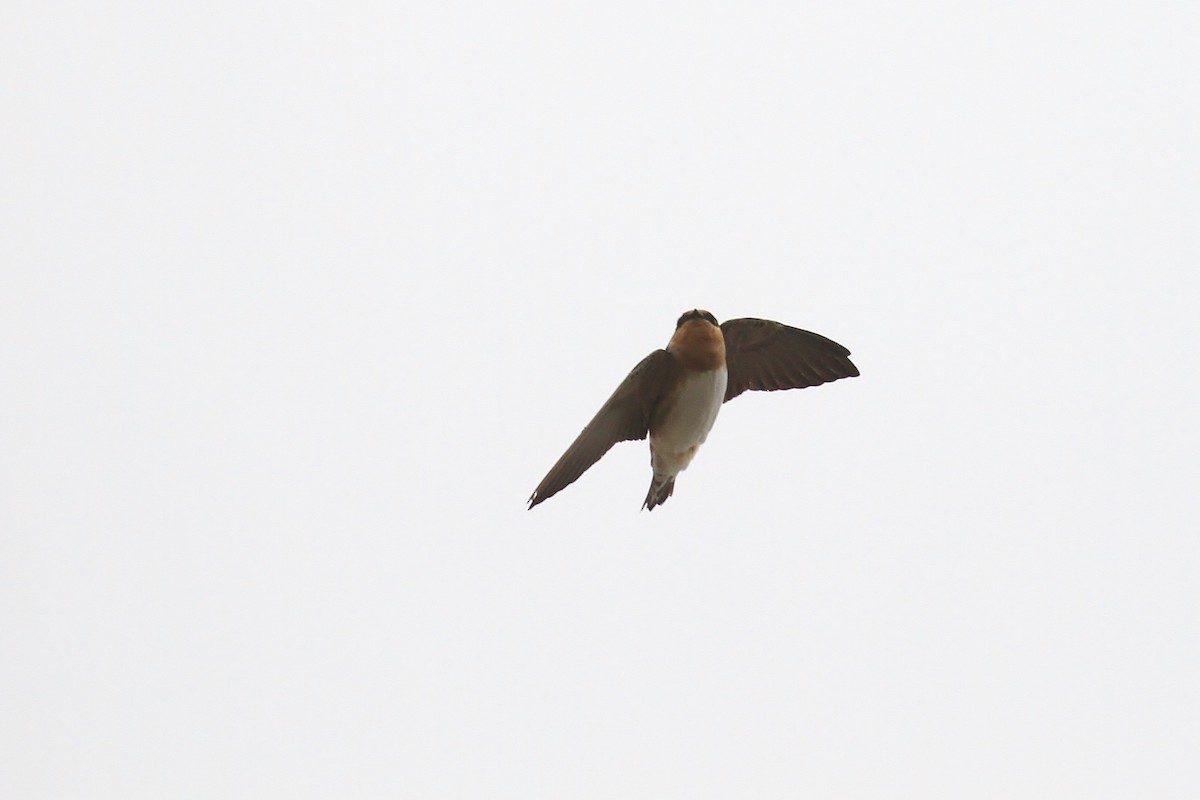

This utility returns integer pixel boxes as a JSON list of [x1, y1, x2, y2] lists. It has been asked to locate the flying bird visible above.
[[528, 309, 859, 510]]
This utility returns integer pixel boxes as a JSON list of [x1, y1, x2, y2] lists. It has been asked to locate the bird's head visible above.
[[675, 309, 719, 329]]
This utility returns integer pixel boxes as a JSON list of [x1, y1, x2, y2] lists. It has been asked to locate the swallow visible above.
[[528, 309, 859, 510]]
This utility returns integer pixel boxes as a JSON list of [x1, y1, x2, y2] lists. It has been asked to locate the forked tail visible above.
[[642, 474, 676, 511]]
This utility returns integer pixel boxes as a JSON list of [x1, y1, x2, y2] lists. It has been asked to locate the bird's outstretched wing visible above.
[[528, 349, 679, 508], [720, 318, 859, 402]]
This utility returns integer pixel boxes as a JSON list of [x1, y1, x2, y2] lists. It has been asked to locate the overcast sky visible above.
[[4, 2, 1198, 797]]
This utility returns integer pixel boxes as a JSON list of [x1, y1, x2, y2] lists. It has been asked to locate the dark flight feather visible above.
[[720, 318, 859, 402], [528, 349, 679, 509]]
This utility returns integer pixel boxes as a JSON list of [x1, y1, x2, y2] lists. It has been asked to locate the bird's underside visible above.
[[528, 311, 858, 510]]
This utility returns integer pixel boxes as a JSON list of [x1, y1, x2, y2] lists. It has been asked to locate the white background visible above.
[[4, 2, 1198, 797]]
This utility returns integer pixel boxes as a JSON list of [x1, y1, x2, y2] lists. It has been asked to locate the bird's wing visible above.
[[720, 318, 859, 402], [528, 349, 679, 508]]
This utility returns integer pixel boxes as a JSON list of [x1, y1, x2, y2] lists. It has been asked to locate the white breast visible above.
[[650, 367, 728, 476]]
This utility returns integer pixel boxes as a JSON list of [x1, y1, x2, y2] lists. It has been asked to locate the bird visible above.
[[528, 309, 859, 510]]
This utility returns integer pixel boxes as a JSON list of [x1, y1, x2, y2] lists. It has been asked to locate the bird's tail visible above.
[[642, 474, 676, 511]]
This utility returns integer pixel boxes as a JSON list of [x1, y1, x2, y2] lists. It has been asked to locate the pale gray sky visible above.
[[4, 2, 1198, 797]]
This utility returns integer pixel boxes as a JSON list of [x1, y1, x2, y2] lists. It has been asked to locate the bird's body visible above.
[[528, 309, 858, 511], [643, 316, 729, 509]]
